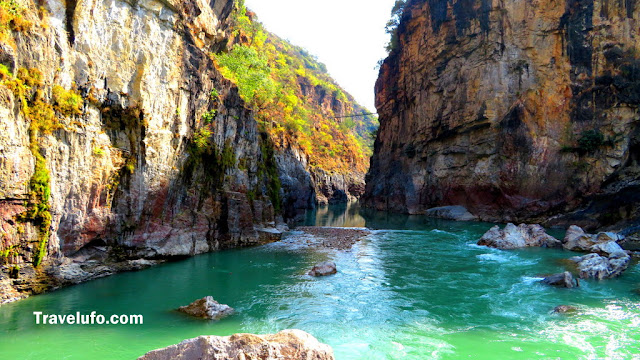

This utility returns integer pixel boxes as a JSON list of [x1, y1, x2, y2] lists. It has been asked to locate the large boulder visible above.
[[138, 329, 335, 360], [425, 206, 478, 221], [308, 261, 337, 277], [563, 225, 625, 252], [570, 252, 631, 280], [177, 296, 234, 320], [541, 271, 579, 288], [478, 223, 561, 249]]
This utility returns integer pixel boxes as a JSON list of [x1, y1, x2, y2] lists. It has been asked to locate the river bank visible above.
[[0, 205, 638, 359]]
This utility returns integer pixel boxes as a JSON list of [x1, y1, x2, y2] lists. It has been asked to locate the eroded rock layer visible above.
[[365, 0, 640, 227]]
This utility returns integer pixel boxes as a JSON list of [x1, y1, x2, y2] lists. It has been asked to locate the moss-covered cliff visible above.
[[365, 0, 640, 228]]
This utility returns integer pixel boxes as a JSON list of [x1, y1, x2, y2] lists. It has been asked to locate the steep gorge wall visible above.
[[0, 0, 293, 300], [365, 0, 640, 228], [276, 82, 365, 220]]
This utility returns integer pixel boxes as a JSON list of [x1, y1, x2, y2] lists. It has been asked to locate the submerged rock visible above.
[[570, 252, 630, 280], [425, 206, 478, 221], [308, 261, 337, 277], [541, 272, 579, 288], [177, 296, 234, 320], [553, 305, 578, 314], [478, 223, 561, 250], [138, 329, 334, 360]]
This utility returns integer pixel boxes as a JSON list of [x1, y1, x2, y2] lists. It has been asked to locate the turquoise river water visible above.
[[1, 204, 639, 359]]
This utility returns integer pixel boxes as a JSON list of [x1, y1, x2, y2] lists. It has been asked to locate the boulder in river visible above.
[[570, 252, 631, 280], [308, 261, 337, 277], [541, 271, 579, 288], [177, 296, 234, 320], [563, 225, 625, 252], [425, 206, 478, 221], [138, 329, 335, 360], [478, 223, 561, 249], [590, 241, 626, 257]]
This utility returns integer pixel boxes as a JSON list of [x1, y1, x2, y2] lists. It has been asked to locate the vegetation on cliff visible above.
[[385, 0, 407, 53], [212, 0, 377, 174], [0, 64, 56, 267]]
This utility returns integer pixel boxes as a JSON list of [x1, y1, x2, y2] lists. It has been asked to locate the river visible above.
[[1, 204, 639, 359]]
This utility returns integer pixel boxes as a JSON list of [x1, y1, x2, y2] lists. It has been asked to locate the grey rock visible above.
[[563, 225, 626, 252], [425, 206, 478, 221], [308, 261, 337, 277], [542, 272, 578, 288], [177, 296, 234, 320], [478, 223, 561, 249], [590, 241, 625, 257], [138, 329, 335, 360], [572, 252, 630, 280]]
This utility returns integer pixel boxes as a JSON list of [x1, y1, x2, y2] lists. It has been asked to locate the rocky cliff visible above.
[[365, 0, 640, 228], [0, 0, 299, 302], [211, 6, 376, 219]]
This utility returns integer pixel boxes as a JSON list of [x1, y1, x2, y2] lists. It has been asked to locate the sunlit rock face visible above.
[[138, 330, 335, 360], [365, 0, 640, 228], [0, 0, 283, 275]]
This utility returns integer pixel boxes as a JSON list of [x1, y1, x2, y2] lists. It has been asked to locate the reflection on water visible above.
[[303, 201, 366, 227], [302, 201, 494, 232]]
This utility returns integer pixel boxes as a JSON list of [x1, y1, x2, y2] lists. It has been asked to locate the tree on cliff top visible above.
[[386, 0, 407, 53]]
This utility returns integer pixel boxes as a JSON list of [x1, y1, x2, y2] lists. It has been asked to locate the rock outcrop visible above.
[[478, 223, 561, 249], [365, 0, 640, 229], [138, 329, 335, 360], [563, 225, 625, 253], [571, 252, 631, 279], [308, 261, 337, 277], [177, 296, 234, 320], [276, 146, 365, 221], [542, 272, 579, 288]]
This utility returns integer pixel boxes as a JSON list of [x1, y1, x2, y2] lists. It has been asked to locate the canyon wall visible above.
[[365, 0, 640, 228], [0, 0, 353, 300]]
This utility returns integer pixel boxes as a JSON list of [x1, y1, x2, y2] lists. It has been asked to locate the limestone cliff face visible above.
[[0, 0, 294, 299], [365, 0, 640, 228]]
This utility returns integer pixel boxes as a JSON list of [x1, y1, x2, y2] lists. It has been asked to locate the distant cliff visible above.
[[214, 4, 377, 218], [365, 0, 640, 229]]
